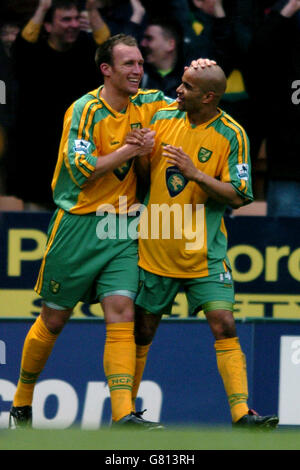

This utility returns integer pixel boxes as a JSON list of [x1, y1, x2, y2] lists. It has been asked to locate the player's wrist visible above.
[[121, 143, 140, 159], [192, 169, 205, 184]]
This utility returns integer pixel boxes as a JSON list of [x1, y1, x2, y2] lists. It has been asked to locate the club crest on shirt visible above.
[[166, 166, 188, 197], [130, 122, 142, 129], [198, 147, 212, 163], [73, 139, 91, 155], [114, 159, 133, 181]]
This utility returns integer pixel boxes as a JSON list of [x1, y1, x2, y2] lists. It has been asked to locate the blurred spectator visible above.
[[140, 18, 190, 98], [0, 20, 20, 195], [247, 0, 300, 216], [141, 1, 250, 128], [0, 22, 20, 57], [179, 0, 228, 58], [94, 0, 147, 41], [6, 0, 110, 211], [175, 0, 257, 131], [170, 0, 271, 200]]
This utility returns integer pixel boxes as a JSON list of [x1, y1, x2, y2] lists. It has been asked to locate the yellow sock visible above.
[[103, 322, 136, 422], [13, 315, 58, 407], [214, 337, 249, 423], [131, 343, 151, 412]]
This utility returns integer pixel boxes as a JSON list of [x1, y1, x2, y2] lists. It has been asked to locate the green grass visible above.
[[1, 426, 300, 450]]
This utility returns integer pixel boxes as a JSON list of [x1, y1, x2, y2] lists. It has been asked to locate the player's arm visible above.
[[193, 172, 245, 208], [163, 145, 245, 208], [88, 128, 155, 183], [87, 144, 142, 183]]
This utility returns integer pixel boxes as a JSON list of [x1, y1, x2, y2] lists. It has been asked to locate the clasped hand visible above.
[[125, 128, 156, 156]]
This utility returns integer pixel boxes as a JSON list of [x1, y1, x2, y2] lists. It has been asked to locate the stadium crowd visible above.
[[0, 0, 300, 216]]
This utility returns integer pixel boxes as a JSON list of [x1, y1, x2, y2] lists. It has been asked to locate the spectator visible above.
[[247, 0, 300, 216], [140, 18, 189, 98], [179, 0, 258, 132], [0, 21, 20, 57], [6, 0, 110, 211], [172, 0, 269, 198], [164, 0, 232, 68], [95, 0, 147, 42]]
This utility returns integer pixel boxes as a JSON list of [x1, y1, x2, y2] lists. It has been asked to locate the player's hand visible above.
[[163, 145, 198, 181], [186, 58, 217, 71], [125, 128, 155, 155], [137, 129, 156, 156], [125, 128, 146, 146]]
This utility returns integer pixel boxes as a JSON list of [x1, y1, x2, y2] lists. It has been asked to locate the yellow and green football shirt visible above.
[[138, 106, 253, 278], [51, 86, 172, 214]]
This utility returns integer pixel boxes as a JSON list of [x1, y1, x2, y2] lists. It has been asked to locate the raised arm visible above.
[[21, 0, 52, 43], [85, 0, 111, 44]]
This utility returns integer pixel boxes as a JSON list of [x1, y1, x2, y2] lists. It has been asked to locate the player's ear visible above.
[[202, 91, 215, 104], [100, 63, 112, 77]]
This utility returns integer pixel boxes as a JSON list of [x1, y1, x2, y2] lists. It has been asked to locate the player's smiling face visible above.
[[109, 44, 144, 96], [176, 68, 205, 113]]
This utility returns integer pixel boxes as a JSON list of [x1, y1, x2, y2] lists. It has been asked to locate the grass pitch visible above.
[[0, 426, 300, 451]]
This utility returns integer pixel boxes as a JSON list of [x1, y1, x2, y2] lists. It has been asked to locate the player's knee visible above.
[[216, 322, 236, 339], [41, 305, 72, 334], [209, 311, 236, 339], [134, 310, 161, 345], [135, 334, 153, 346], [135, 323, 156, 345], [102, 296, 135, 323], [43, 318, 65, 335]]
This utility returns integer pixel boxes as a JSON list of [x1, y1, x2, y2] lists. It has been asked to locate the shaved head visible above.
[[186, 64, 227, 100], [176, 63, 227, 123]]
